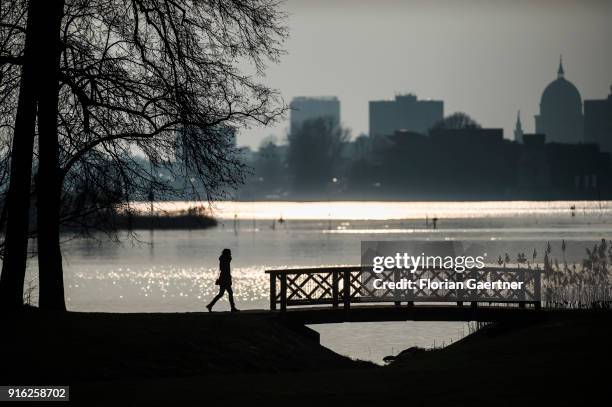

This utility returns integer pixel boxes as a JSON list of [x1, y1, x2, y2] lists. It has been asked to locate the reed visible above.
[[519, 239, 612, 309]]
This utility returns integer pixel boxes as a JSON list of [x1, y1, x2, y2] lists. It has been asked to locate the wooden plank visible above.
[[332, 271, 339, 308], [343, 269, 351, 309], [266, 266, 529, 274], [265, 266, 361, 275], [280, 274, 287, 312]]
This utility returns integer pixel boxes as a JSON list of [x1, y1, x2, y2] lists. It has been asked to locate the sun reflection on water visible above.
[[129, 200, 612, 220], [67, 265, 274, 310]]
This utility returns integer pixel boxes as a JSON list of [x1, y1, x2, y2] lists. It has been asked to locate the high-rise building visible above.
[[369, 93, 443, 137], [535, 57, 584, 143], [584, 86, 612, 153], [289, 96, 340, 134]]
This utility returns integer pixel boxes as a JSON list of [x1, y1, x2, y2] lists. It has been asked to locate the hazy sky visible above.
[[237, 0, 612, 149]]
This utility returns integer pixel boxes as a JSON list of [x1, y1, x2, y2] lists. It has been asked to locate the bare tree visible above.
[[35, 0, 65, 310], [0, 0, 39, 309], [0, 0, 287, 309], [0, 0, 26, 235], [431, 112, 482, 130]]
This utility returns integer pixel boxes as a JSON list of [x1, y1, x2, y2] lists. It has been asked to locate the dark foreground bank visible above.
[[1, 309, 610, 406]]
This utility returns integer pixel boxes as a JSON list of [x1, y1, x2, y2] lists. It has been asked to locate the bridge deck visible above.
[[275, 304, 586, 324]]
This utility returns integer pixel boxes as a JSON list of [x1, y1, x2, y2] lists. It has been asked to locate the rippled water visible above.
[[24, 200, 612, 363]]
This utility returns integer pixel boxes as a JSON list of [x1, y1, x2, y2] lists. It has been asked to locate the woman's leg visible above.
[[207, 287, 226, 310], [226, 287, 237, 311]]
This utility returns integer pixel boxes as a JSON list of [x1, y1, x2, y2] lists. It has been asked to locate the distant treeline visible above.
[[112, 211, 217, 230], [46, 203, 218, 232]]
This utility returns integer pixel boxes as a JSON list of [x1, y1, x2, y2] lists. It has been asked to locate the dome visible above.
[[535, 57, 584, 144], [540, 77, 582, 115], [539, 58, 582, 116]]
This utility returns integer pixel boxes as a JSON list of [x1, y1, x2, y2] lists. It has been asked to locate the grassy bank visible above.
[[0, 309, 366, 384], [1, 310, 610, 405]]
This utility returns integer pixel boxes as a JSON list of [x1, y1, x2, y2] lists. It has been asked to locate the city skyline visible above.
[[237, 0, 612, 149]]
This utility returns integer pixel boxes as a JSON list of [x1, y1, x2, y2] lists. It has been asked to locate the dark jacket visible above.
[[218, 255, 232, 287]]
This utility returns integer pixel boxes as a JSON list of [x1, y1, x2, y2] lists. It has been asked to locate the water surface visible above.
[[27, 200, 612, 363]]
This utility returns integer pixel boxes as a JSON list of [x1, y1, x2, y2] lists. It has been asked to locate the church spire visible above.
[[557, 55, 565, 78], [514, 110, 524, 143]]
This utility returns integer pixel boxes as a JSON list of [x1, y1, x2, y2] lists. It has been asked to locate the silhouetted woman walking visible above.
[[206, 249, 239, 312]]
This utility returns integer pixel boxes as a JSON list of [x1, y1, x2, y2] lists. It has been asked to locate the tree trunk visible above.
[[0, 2, 39, 309], [36, 0, 66, 311]]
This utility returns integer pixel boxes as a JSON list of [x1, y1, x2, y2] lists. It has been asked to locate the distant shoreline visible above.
[[112, 212, 217, 230]]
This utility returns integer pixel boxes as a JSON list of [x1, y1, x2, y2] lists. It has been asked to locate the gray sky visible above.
[[237, 0, 612, 149]]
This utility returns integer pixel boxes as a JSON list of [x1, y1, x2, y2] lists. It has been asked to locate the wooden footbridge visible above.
[[263, 266, 566, 324]]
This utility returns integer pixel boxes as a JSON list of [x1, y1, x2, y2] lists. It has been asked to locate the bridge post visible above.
[[343, 269, 350, 309], [332, 271, 339, 308], [269, 272, 277, 310], [519, 269, 526, 308], [534, 270, 542, 310], [393, 269, 401, 306], [280, 273, 287, 312]]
